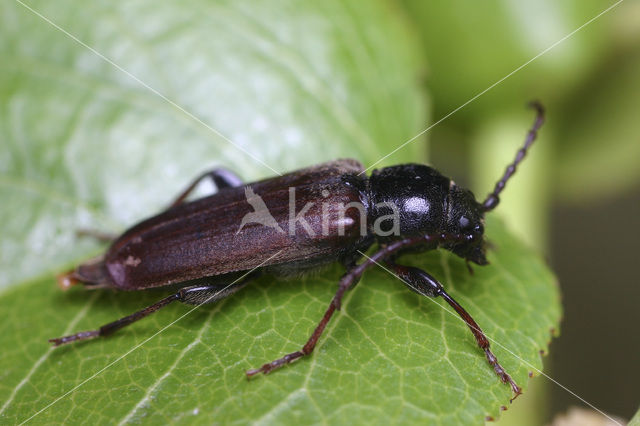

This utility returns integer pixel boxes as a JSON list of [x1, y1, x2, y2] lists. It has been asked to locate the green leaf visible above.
[[0, 1, 560, 424], [0, 218, 559, 424], [630, 406, 640, 426]]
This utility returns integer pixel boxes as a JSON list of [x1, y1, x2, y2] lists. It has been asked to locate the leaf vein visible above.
[[0, 291, 100, 416]]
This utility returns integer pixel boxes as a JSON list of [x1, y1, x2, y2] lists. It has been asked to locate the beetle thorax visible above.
[[368, 164, 449, 239]]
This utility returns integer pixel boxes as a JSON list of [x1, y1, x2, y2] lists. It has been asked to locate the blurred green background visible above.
[[401, 1, 640, 423], [1, 0, 639, 424]]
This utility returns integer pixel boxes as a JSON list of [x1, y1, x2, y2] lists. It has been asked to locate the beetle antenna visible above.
[[481, 101, 545, 212]]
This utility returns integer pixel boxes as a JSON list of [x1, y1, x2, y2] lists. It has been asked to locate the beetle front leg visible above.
[[168, 167, 243, 208], [386, 261, 522, 400]]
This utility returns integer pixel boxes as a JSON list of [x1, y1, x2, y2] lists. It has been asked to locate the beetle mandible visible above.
[[52, 102, 545, 400]]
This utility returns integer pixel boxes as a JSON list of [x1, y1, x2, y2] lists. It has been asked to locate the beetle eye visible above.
[[458, 216, 470, 229]]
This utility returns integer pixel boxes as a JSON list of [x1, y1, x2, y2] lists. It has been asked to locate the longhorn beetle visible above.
[[52, 102, 545, 400]]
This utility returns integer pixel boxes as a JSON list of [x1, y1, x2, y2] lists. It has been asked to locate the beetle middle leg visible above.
[[245, 242, 405, 377], [168, 167, 243, 208], [385, 261, 522, 399], [49, 272, 258, 346], [245, 265, 364, 377]]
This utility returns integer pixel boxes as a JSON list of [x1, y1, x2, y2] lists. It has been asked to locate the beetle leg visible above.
[[49, 293, 180, 346], [49, 274, 256, 346], [75, 229, 117, 243], [245, 234, 468, 378], [168, 167, 243, 208], [176, 280, 251, 306], [246, 255, 377, 377], [385, 261, 522, 401]]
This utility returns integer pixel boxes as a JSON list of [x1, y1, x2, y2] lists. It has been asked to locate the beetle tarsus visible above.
[[49, 293, 180, 346], [483, 347, 522, 401], [246, 350, 305, 378], [246, 303, 337, 378], [49, 279, 258, 347], [482, 347, 522, 400], [49, 330, 100, 346]]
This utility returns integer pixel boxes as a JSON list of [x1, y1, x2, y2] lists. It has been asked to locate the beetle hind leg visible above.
[[49, 273, 258, 346], [49, 293, 180, 346]]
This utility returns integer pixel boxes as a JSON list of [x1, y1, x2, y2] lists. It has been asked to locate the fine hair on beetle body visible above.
[[52, 101, 545, 401]]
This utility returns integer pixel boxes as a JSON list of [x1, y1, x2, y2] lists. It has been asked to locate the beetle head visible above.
[[445, 185, 488, 265]]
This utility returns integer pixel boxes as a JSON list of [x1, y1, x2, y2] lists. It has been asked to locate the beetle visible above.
[[51, 102, 545, 400]]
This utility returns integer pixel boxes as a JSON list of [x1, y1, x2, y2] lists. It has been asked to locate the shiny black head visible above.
[[444, 184, 488, 265]]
